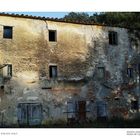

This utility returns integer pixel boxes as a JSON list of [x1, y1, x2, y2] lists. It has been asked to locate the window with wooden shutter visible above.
[[67, 101, 76, 119], [97, 101, 107, 119], [17, 103, 42, 126], [3, 64, 12, 77]]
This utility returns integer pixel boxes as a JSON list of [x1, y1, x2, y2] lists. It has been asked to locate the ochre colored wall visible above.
[[0, 15, 139, 126]]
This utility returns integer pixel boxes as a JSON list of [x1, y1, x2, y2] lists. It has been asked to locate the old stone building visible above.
[[0, 13, 140, 126]]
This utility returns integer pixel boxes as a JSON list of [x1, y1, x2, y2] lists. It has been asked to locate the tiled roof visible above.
[[0, 12, 100, 25], [0, 12, 137, 29]]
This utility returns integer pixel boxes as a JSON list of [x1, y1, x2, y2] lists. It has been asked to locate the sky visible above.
[[7, 12, 94, 18]]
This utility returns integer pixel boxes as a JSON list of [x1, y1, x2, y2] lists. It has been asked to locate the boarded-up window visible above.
[[49, 30, 57, 42], [49, 65, 57, 78], [98, 67, 105, 79], [17, 103, 42, 126], [109, 31, 118, 45], [127, 68, 133, 78], [3, 26, 13, 39], [131, 100, 139, 110], [67, 101, 87, 122], [97, 101, 107, 118], [67, 101, 76, 119]]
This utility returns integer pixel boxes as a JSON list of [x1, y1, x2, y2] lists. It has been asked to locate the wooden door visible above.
[[78, 101, 86, 121]]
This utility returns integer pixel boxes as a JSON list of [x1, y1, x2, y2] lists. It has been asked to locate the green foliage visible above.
[[93, 12, 140, 29], [63, 12, 90, 22], [62, 12, 140, 29]]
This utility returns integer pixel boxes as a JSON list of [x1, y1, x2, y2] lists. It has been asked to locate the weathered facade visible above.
[[0, 13, 140, 126]]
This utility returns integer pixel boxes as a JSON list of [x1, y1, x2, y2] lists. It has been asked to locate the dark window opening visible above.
[[49, 65, 57, 78], [49, 30, 57, 42], [98, 67, 105, 79], [3, 26, 13, 39], [127, 68, 133, 78], [138, 64, 140, 76], [17, 103, 42, 126], [1, 85, 4, 90], [77, 101, 86, 121], [7, 64, 12, 77], [109, 31, 118, 45], [131, 100, 139, 110]]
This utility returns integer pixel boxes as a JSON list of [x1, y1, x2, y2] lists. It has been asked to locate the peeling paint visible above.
[[0, 15, 139, 126]]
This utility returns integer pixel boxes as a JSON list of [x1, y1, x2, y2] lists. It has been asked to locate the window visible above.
[[49, 65, 57, 78], [67, 101, 86, 122], [3, 64, 12, 77], [17, 103, 42, 126], [7, 64, 12, 77], [97, 67, 105, 79], [131, 100, 139, 110], [138, 64, 140, 76], [127, 68, 133, 78], [97, 101, 107, 120], [109, 31, 118, 45], [49, 30, 57, 42], [67, 101, 77, 119], [3, 26, 13, 39]]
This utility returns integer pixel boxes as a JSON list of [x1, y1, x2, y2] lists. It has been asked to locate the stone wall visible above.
[[0, 15, 139, 126]]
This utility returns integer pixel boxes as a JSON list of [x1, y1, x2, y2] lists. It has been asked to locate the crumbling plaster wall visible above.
[[0, 16, 139, 126]]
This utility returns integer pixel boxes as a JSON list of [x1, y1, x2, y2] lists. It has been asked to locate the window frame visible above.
[[96, 101, 107, 119], [127, 67, 133, 78], [67, 101, 77, 119], [3, 26, 13, 39], [17, 102, 43, 126], [7, 64, 12, 77], [48, 30, 57, 42], [108, 31, 118, 45], [49, 65, 58, 79], [67, 101, 87, 119], [97, 67, 105, 79]]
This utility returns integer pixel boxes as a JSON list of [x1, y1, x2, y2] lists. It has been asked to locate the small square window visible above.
[[49, 65, 57, 78], [49, 30, 57, 42], [3, 26, 13, 39], [109, 31, 118, 45]]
